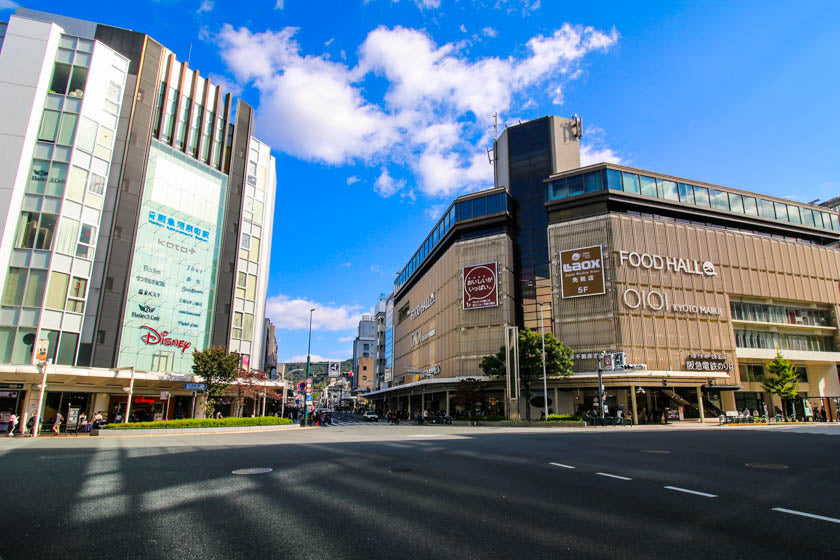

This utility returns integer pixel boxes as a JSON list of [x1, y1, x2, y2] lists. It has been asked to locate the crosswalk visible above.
[[315, 413, 382, 427]]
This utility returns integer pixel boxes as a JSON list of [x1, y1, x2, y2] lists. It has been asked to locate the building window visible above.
[[38, 110, 61, 142], [233, 312, 243, 339], [66, 166, 88, 202], [795, 366, 808, 383], [242, 313, 254, 341], [15, 212, 57, 250], [45, 272, 70, 310], [22, 269, 47, 308], [76, 224, 96, 259], [76, 116, 97, 152], [739, 364, 764, 383], [49, 62, 72, 95], [245, 274, 257, 301], [67, 66, 88, 98], [66, 277, 87, 313], [2, 267, 27, 306], [57, 113, 78, 145], [26, 159, 51, 194]]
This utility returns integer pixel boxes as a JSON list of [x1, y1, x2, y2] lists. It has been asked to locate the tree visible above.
[[453, 378, 488, 418], [480, 328, 574, 421], [192, 346, 240, 416], [762, 351, 799, 420]]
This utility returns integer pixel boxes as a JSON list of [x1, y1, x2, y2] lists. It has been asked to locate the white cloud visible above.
[[274, 0, 284, 9], [338, 262, 352, 268], [415, 0, 441, 9], [0, 0, 19, 8], [370, 264, 383, 274], [215, 22, 619, 199], [325, 38, 335, 46], [266, 294, 365, 331], [207, 73, 243, 97], [346, 175, 360, 186], [286, 354, 334, 363], [459, 24, 467, 33], [374, 168, 405, 197], [482, 27, 498, 38], [338, 336, 354, 343], [197, 0, 213, 13], [425, 203, 446, 221], [580, 144, 621, 166]]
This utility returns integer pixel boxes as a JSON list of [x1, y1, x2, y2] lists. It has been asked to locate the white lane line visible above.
[[664, 486, 718, 498], [549, 462, 575, 469], [596, 472, 632, 481], [772, 507, 840, 524]]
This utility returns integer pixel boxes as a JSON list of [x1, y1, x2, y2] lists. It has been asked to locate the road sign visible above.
[[160, 391, 170, 400], [184, 383, 207, 391]]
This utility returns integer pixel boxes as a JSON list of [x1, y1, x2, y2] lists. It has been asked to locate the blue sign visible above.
[[185, 383, 207, 391]]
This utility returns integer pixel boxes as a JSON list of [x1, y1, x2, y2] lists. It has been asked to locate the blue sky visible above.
[[5, 1, 839, 363]]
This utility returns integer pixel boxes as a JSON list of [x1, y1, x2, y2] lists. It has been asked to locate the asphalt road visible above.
[[1, 423, 839, 559]]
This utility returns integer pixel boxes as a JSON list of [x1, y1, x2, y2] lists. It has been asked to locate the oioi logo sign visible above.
[[463, 262, 498, 309]]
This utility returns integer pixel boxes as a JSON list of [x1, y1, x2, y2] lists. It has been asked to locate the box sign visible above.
[[463, 262, 499, 309], [560, 246, 605, 298], [118, 141, 228, 373]]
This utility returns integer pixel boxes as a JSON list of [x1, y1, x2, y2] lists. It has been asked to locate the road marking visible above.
[[664, 486, 717, 498], [772, 507, 840, 524], [596, 472, 632, 481], [409, 434, 443, 437], [549, 462, 575, 469]]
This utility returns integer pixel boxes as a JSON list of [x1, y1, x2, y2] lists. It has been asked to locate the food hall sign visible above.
[[463, 262, 498, 309], [618, 251, 716, 276], [560, 246, 605, 298]]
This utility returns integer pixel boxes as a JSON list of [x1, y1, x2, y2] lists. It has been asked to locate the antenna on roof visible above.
[[487, 112, 498, 165]]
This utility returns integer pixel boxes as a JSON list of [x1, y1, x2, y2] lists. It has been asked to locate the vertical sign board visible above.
[[559, 245, 606, 299], [328, 361, 340, 378], [463, 262, 499, 310]]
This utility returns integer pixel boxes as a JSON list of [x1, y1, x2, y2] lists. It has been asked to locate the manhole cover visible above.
[[232, 468, 273, 475], [745, 463, 788, 470], [389, 467, 413, 473], [640, 450, 671, 454]]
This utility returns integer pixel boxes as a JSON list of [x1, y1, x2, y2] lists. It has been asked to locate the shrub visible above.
[[102, 416, 293, 430], [546, 414, 583, 422]]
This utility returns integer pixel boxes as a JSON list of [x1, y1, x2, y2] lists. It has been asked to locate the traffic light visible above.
[[347, 372, 354, 377]]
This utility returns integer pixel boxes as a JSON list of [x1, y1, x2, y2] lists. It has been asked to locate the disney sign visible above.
[[463, 262, 498, 310], [140, 325, 192, 353]]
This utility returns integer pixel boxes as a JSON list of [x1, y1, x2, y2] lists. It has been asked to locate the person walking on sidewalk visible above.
[[52, 412, 63, 435], [7, 412, 17, 436]]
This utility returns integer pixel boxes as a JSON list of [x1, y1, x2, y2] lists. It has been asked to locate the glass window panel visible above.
[[693, 186, 710, 206], [67, 66, 88, 98], [816, 211, 828, 229], [245, 274, 257, 301], [459, 200, 473, 219], [567, 174, 584, 197], [55, 217, 79, 256], [77, 39, 93, 53], [55, 48, 74, 64], [93, 144, 111, 161], [26, 159, 50, 194], [774, 202, 789, 221], [487, 193, 502, 213], [800, 208, 814, 226], [831, 213, 839, 231], [35, 214, 56, 250], [758, 198, 775, 218], [606, 169, 622, 190], [38, 110, 60, 142], [728, 193, 744, 213], [250, 237, 260, 262], [0, 328, 13, 364], [49, 63, 71, 95], [550, 179, 568, 200], [622, 172, 640, 194], [45, 272, 69, 310], [708, 189, 728, 210], [678, 183, 693, 203], [66, 166, 87, 202], [57, 113, 77, 145], [97, 126, 114, 148], [87, 173, 105, 197], [56, 332, 78, 365], [473, 196, 487, 217], [743, 196, 758, 215], [2, 267, 26, 305], [584, 171, 602, 193], [78, 224, 95, 246], [639, 176, 657, 197], [787, 204, 801, 224], [46, 162, 67, 197], [242, 313, 254, 341], [76, 117, 97, 153], [23, 269, 46, 307], [659, 179, 679, 201], [12, 328, 36, 364], [237, 272, 247, 288], [68, 276, 87, 299], [15, 212, 39, 248]]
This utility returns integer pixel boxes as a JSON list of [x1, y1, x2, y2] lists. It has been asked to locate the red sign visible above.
[[463, 262, 498, 309], [140, 325, 192, 353]]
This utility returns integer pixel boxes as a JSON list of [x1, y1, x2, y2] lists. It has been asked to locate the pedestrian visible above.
[[820, 407, 828, 422], [114, 412, 123, 423], [52, 412, 63, 435], [215, 410, 222, 419], [7, 412, 17, 436], [26, 415, 36, 436]]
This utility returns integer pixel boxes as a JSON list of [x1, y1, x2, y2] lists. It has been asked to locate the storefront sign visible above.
[[184, 383, 206, 391], [618, 251, 716, 276], [410, 328, 436, 348], [685, 352, 733, 372], [463, 262, 499, 309], [0, 391, 18, 398], [134, 397, 155, 404], [560, 246, 605, 298], [409, 293, 435, 319], [621, 288, 723, 316], [421, 366, 441, 377], [0, 384, 24, 390], [140, 326, 192, 353]]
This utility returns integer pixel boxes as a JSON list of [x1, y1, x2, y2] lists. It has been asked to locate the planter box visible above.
[[451, 420, 586, 428], [91, 424, 303, 437]]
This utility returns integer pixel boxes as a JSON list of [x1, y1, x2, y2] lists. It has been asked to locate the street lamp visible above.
[[538, 302, 549, 421], [304, 307, 315, 426]]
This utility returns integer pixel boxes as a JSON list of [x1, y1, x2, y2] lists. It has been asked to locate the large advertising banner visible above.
[[118, 141, 228, 373], [559, 245, 605, 299], [463, 262, 498, 309]]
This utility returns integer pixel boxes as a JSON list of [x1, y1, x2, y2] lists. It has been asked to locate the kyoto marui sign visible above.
[[463, 262, 498, 309], [560, 246, 605, 298]]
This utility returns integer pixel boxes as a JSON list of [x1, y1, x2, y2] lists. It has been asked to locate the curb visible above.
[[92, 424, 307, 437]]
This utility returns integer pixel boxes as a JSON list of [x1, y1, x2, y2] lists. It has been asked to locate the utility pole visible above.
[[539, 303, 549, 420], [304, 308, 315, 426], [597, 351, 606, 419]]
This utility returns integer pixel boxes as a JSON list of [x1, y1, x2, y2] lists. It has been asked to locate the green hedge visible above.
[[102, 416, 293, 430], [546, 414, 583, 422]]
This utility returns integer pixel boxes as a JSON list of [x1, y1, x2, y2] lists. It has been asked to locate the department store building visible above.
[[367, 116, 840, 422]]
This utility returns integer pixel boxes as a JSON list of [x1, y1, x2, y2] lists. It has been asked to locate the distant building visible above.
[[351, 314, 375, 390], [262, 318, 278, 379], [373, 295, 387, 390]]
